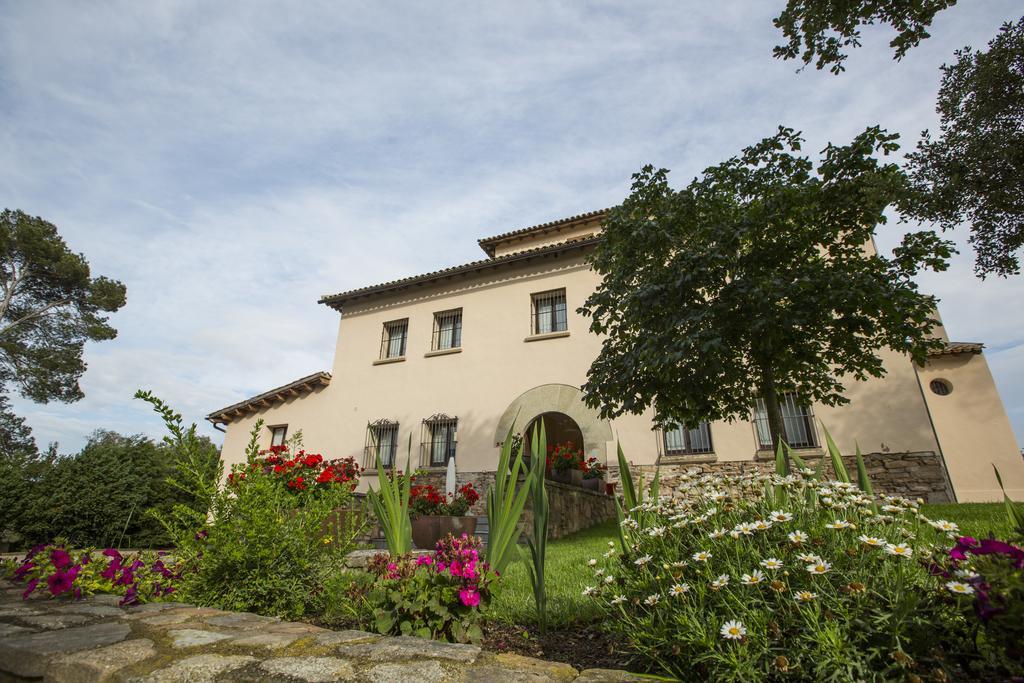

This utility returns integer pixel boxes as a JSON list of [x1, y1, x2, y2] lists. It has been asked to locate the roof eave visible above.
[[207, 371, 332, 425]]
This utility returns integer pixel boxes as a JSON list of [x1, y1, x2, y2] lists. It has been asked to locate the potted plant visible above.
[[545, 441, 584, 486], [581, 456, 606, 492], [409, 481, 480, 549]]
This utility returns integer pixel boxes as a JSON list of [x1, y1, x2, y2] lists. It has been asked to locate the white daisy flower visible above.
[[733, 522, 756, 536], [796, 553, 821, 564], [647, 526, 666, 538], [806, 560, 832, 575], [709, 528, 727, 540], [710, 574, 730, 590], [759, 558, 784, 570], [752, 519, 773, 531], [857, 535, 885, 547], [634, 554, 653, 566], [669, 583, 690, 597], [588, 558, 598, 566], [594, 568, 605, 576], [884, 543, 913, 558], [931, 520, 959, 533], [582, 586, 597, 597], [610, 594, 626, 605], [945, 581, 975, 595], [720, 620, 746, 640], [608, 541, 615, 547], [794, 590, 817, 602], [769, 510, 793, 522], [604, 575, 615, 584], [955, 568, 979, 579], [603, 549, 616, 558], [644, 594, 660, 606], [825, 520, 855, 530], [788, 531, 809, 544], [741, 570, 766, 585], [691, 551, 712, 562]]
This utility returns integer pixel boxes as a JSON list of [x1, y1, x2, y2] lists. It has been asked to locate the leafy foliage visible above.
[[366, 436, 413, 555], [773, 0, 958, 73], [0, 210, 126, 403], [523, 420, 550, 634], [579, 127, 952, 451], [485, 421, 535, 576], [0, 393, 43, 540], [908, 17, 1024, 277]]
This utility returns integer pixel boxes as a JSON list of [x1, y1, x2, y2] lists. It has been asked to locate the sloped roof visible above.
[[476, 208, 610, 257], [207, 371, 331, 425], [927, 342, 984, 357], [319, 235, 600, 311]]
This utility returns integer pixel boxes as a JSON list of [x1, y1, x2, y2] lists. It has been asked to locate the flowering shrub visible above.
[[228, 444, 362, 493], [409, 482, 480, 517], [585, 469, 973, 681], [365, 534, 495, 643], [546, 441, 584, 473], [933, 535, 1024, 663], [4, 543, 182, 606]]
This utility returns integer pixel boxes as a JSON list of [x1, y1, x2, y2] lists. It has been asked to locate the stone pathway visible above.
[[0, 582, 651, 682]]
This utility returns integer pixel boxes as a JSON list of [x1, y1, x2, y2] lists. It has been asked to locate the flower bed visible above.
[[582, 469, 1024, 681]]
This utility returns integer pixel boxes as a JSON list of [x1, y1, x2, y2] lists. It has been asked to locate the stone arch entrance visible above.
[[524, 412, 585, 457], [493, 384, 614, 465]]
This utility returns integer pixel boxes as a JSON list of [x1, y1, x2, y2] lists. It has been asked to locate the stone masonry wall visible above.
[[607, 451, 954, 503]]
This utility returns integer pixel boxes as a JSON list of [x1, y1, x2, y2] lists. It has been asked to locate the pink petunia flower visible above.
[[459, 588, 480, 607]]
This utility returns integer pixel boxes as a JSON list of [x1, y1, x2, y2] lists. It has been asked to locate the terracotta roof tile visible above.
[[318, 235, 600, 310], [927, 342, 984, 357], [476, 208, 610, 256], [207, 371, 331, 424]]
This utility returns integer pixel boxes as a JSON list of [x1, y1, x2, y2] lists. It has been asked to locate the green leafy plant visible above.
[[365, 534, 495, 643], [485, 421, 535, 576], [366, 435, 413, 555], [588, 467, 972, 681], [523, 420, 550, 634], [993, 465, 1024, 541]]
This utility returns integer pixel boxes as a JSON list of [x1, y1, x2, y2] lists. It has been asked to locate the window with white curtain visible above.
[[531, 289, 567, 335]]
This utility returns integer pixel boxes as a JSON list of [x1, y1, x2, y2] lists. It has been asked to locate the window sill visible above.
[[425, 347, 462, 358], [524, 330, 570, 343], [373, 356, 406, 366], [755, 447, 824, 461], [662, 453, 717, 464]]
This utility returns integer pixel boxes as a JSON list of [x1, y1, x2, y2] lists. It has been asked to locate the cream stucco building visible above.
[[209, 210, 1024, 502]]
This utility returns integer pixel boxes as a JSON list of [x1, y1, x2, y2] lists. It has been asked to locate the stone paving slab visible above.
[[0, 579, 654, 682]]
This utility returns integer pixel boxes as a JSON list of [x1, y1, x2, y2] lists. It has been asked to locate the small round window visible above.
[[930, 379, 952, 396]]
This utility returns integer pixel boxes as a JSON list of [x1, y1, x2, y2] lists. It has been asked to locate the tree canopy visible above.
[[0, 209, 127, 403], [907, 17, 1024, 278], [579, 127, 953, 451], [773, 0, 958, 73]]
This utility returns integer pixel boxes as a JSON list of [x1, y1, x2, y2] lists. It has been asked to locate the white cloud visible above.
[[1, 0, 1021, 452]]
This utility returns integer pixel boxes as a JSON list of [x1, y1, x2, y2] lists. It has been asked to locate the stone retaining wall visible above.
[[0, 581, 648, 681], [607, 451, 954, 503], [388, 471, 617, 541]]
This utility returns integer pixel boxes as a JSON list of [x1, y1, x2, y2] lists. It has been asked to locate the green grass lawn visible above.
[[922, 502, 1015, 540], [490, 519, 617, 627], [489, 502, 1017, 627]]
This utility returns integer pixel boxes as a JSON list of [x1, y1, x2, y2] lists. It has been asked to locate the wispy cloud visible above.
[[2, 0, 1022, 450]]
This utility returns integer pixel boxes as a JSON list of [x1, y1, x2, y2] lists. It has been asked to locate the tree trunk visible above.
[[759, 370, 788, 471]]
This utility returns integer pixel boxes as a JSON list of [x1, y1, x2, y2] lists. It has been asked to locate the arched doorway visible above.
[[524, 412, 585, 462], [493, 383, 614, 466]]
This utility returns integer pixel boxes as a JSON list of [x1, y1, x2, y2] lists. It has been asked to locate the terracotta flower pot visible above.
[[411, 515, 478, 550]]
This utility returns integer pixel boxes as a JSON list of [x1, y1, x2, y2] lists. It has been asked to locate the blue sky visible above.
[[2, 1, 1022, 452]]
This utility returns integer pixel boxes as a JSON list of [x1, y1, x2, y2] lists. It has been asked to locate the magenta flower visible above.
[[46, 566, 79, 596], [459, 588, 480, 607], [12, 561, 35, 581], [22, 578, 39, 599], [50, 548, 71, 570], [102, 548, 123, 562], [415, 555, 433, 566]]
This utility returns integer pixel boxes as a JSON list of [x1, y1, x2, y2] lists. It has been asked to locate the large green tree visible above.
[[907, 17, 1024, 277], [0, 209, 126, 403], [579, 127, 953, 453], [0, 393, 41, 541], [773, 0, 958, 73]]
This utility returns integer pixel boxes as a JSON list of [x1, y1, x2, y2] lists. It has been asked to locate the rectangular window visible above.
[[664, 421, 713, 455], [380, 319, 408, 359], [753, 393, 818, 449], [432, 309, 462, 350], [365, 420, 399, 468], [422, 415, 457, 467], [270, 425, 288, 447], [532, 289, 567, 335]]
